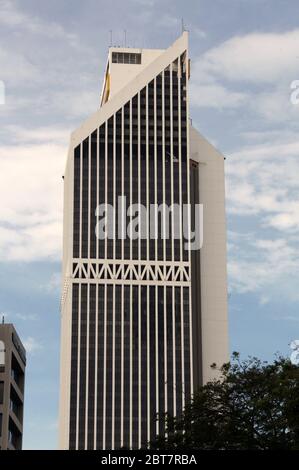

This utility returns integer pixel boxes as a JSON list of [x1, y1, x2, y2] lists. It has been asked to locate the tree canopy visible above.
[[150, 353, 299, 450]]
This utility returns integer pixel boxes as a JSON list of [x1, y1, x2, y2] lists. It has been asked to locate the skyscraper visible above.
[[0, 323, 26, 450], [59, 32, 229, 450]]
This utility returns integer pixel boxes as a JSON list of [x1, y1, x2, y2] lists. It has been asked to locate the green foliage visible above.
[[150, 354, 299, 450]]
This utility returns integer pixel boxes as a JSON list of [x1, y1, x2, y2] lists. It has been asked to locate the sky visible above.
[[0, 0, 299, 450]]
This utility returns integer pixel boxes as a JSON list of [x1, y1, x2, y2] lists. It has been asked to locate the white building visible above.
[[59, 32, 229, 450]]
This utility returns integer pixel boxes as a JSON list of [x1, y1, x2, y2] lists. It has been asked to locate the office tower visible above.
[[0, 323, 26, 450], [59, 32, 229, 450]]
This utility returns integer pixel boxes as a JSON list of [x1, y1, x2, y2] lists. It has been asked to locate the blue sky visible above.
[[0, 0, 299, 450]]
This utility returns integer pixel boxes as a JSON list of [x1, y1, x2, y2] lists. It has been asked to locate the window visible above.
[[11, 353, 24, 393], [8, 417, 22, 449], [112, 52, 141, 65], [0, 381, 3, 404], [0, 340, 4, 366], [10, 385, 23, 423]]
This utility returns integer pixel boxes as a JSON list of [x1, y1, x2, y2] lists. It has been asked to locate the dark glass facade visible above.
[[68, 51, 196, 450]]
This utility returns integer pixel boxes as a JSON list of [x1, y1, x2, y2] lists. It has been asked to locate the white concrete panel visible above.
[[107, 48, 163, 101], [190, 125, 229, 384]]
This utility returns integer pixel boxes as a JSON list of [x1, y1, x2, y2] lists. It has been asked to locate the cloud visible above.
[[228, 232, 299, 300], [41, 272, 61, 293], [190, 83, 247, 109], [225, 129, 299, 302], [0, 222, 63, 262], [0, 135, 66, 261], [192, 26, 207, 39], [15, 313, 38, 321], [0, 45, 39, 85], [0, 1, 101, 124], [48, 89, 100, 119], [259, 295, 270, 306], [226, 136, 299, 232], [23, 336, 42, 354], [0, 0, 78, 44], [130, 0, 156, 6], [190, 29, 299, 119], [1, 125, 71, 145], [194, 29, 299, 84], [1, 310, 37, 322]]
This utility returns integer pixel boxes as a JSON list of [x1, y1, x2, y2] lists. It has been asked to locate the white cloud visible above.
[[225, 130, 299, 301], [194, 29, 299, 84], [1, 125, 71, 145], [0, 222, 63, 262], [23, 336, 42, 354], [226, 137, 299, 232], [42, 272, 61, 293], [190, 29, 299, 119], [0, 137, 66, 261], [228, 232, 299, 300], [130, 0, 156, 6], [190, 83, 247, 109], [192, 26, 207, 39], [259, 295, 270, 306], [1, 311, 37, 321], [0, 1, 101, 123], [49, 89, 99, 119], [156, 14, 180, 28], [0, 0, 78, 44], [15, 313, 37, 321], [0, 45, 40, 84], [253, 86, 299, 122]]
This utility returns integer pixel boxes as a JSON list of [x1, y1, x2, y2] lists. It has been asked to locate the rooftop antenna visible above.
[[181, 18, 185, 33], [124, 30, 127, 47], [109, 30, 113, 47], [2, 315, 4, 324]]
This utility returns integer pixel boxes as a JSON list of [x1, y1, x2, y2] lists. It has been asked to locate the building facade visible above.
[[59, 32, 229, 450], [0, 324, 26, 450]]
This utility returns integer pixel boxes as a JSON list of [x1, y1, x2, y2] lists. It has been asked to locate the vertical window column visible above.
[[107, 118, 114, 259], [166, 287, 174, 418], [98, 125, 106, 259], [132, 95, 139, 260], [140, 286, 148, 447], [96, 285, 105, 448], [69, 284, 79, 449], [114, 285, 122, 448], [73, 146, 81, 258], [87, 284, 96, 449], [157, 286, 165, 434], [84, 283, 90, 450], [82, 139, 89, 258], [130, 100, 133, 261], [149, 286, 156, 442], [164, 68, 172, 261], [123, 286, 130, 449], [115, 110, 122, 260], [132, 286, 139, 448], [78, 284, 87, 449], [156, 73, 163, 261], [148, 80, 155, 260], [175, 287, 182, 418], [140, 88, 147, 260], [105, 285, 113, 448], [124, 103, 130, 260], [172, 59, 180, 261]]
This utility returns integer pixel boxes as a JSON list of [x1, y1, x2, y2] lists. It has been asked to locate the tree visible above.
[[150, 353, 299, 450]]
